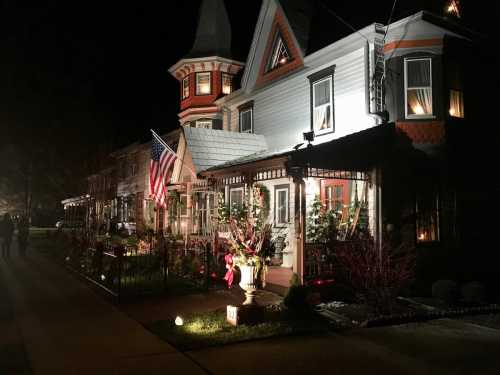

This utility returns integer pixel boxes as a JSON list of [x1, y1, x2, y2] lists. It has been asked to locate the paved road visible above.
[[0, 240, 205, 375], [2, 238, 500, 375]]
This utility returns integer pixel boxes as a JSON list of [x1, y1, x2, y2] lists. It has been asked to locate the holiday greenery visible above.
[[306, 195, 339, 243]]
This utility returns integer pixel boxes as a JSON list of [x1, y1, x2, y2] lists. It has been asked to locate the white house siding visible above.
[[227, 47, 376, 150]]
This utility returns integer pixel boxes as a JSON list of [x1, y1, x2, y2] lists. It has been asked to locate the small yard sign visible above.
[[227, 305, 239, 326]]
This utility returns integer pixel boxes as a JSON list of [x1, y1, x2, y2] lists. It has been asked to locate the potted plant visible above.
[[227, 218, 271, 305]]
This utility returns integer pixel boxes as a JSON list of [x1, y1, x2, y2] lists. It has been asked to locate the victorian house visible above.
[[68, 0, 475, 292]]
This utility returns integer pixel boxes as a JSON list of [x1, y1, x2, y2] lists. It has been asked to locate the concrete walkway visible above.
[[0, 240, 205, 375]]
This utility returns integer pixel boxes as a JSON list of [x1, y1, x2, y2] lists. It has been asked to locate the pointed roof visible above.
[[185, 0, 232, 59]]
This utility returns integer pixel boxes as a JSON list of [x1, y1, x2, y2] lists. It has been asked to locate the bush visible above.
[[432, 280, 458, 304], [284, 285, 310, 310], [461, 281, 486, 305]]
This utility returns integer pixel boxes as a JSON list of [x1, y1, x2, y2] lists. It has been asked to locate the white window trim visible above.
[[229, 187, 245, 207], [312, 76, 333, 135], [404, 57, 434, 119], [195, 120, 212, 129], [275, 187, 289, 225], [239, 108, 253, 133], [196, 72, 211, 96]]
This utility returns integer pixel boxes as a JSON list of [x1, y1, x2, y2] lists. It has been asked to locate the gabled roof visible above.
[[185, 0, 233, 59], [183, 127, 267, 173]]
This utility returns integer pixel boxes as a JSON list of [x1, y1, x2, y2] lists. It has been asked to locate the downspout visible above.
[[365, 40, 384, 252], [364, 41, 384, 124]]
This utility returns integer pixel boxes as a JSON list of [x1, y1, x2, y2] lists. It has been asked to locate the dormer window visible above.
[[182, 76, 190, 99], [222, 73, 232, 95], [405, 58, 433, 118], [196, 72, 211, 95], [266, 33, 291, 72]]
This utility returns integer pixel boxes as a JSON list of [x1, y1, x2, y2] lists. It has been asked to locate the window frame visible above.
[[229, 187, 245, 208], [221, 72, 233, 95], [449, 89, 464, 118], [195, 120, 212, 129], [195, 71, 212, 96], [238, 102, 254, 133], [274, 184, 290, 226], [404, 57, 434, 119], [266, 32, 291, 72], [308, 65, 336, 136], [415, 190, 440, 244], [182, 76, 190, 100]]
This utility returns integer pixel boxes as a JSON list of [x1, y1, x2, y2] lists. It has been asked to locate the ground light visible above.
[[175, 316, 184, 326]]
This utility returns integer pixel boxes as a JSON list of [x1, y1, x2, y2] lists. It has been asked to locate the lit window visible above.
[[222, 73, 232, 95], [325, 185, 343, 213], [449, 89, 464, 118], [195, 120, 212, 129], [267, 33, 290, 71], [239, 107, 253, 133], [275, 186, 289, 224], [196, 72, 211, 95], [416, 190, 440, 243], [312, 76, 333, 134], [182, 76, 189, 99], [229, 187, 244, 207], [405, 58, 433, 118]]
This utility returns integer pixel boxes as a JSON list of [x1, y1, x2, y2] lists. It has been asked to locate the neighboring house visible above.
[[63, 0, 478, 292]]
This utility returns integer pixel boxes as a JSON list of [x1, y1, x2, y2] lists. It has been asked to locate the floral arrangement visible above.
[[227, 218, 271, 273]]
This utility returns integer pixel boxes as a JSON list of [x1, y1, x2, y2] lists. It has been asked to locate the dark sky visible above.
[[0, 0, 493, 147]]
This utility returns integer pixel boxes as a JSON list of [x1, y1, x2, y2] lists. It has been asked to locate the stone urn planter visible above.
[[239, 265, 257, 305]]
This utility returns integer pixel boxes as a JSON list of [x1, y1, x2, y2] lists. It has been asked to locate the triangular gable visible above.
[[241, 0, 304, 92]]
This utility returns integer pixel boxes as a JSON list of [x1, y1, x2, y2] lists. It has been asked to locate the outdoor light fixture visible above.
[[303, 131, 315, 148], [65, 256, 70, 261], [101, 274, 106, 281], [175, 316, 184, 326]]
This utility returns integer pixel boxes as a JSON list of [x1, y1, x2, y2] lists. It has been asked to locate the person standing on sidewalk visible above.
[[1, 213, 15, 258], [18, 215, 29, 257]]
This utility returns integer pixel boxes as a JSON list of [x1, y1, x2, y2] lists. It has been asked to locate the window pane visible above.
[[314, 79, 330, 107], [449, 89, 464, 118], [269, 36, 290, 70], [196, 72, 211, 95], [240, 109, 252, 132], [407, 59, 431, 87], [196, 120, 212, 129], [222, 73, 232, 95], [277, 190, 287, 223], [416, 191, 439, 242], [407, 88, 432, 115], [313, 105, 331, 131], [182, 77, 189, 99], [230, 189, 243, 207]]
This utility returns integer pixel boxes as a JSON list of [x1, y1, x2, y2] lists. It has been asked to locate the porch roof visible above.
[[183, 127, 268, 173], [201, 124, 397, 176]]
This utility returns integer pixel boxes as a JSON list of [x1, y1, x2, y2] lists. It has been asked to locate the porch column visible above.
[[186, 182, 193, 236], [293, 176, 306, 284]]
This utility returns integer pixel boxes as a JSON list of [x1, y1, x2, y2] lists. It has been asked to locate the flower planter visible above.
[[239, 265, 257, 305]]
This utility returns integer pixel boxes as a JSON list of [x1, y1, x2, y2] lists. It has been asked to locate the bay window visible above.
[[405, 58, 433, 118]]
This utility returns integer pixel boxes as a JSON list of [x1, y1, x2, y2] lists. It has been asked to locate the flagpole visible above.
[[150, 129, 198, 178]]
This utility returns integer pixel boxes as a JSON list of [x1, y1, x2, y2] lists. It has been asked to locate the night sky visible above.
[[0, 0, 496, 212]]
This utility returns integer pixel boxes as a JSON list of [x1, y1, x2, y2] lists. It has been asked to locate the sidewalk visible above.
[[0, 240, 206, 374]]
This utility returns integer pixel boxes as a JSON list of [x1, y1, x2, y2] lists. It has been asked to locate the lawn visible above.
[[147, 305, 331, 351]]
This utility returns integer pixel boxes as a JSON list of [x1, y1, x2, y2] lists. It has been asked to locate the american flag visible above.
[[150, 131, 177, 208]]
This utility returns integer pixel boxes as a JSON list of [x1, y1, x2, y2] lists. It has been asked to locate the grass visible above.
[[147, 306, 330, 351]]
